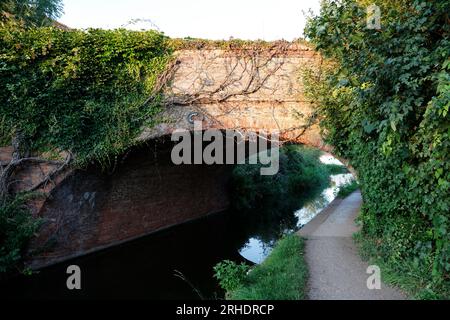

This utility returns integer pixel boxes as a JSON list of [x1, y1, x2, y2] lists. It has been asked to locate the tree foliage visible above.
[[231, 146, 332, 243], [305, 0, 449, 297], [0, 0, 63, 27]]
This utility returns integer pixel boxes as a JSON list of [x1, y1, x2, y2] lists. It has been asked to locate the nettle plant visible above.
[[304, 0, 449, 296], [213, 260, 249, 293]]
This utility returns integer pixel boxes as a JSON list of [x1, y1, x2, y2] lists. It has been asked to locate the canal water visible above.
[[0, 154, 354, 300], [239, 154, 354, 264]]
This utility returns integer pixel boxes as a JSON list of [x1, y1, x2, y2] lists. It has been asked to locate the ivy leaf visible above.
[[390, 121, 397, 132]]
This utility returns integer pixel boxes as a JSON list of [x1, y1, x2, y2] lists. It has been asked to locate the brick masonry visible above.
[[27, 140, 233, 269], [1, 44, 330, 268], [140, 44, 327, 150]]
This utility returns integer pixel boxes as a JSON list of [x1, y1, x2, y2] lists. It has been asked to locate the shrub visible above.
[[337, 180, 359, 198], [305, 0, 450, 297], [326, 164, 349, 175], [213, 260, 249, 293], [230, 145, 331, 243], [0, 193, 41, 274]]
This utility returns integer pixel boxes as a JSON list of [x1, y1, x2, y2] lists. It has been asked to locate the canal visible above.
[[0, 153, 353, 300]]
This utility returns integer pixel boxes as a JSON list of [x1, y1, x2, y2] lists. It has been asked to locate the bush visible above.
[[230, 145, 331, 243], [337, 180, 359, 198], [305, 0, 450, 297], [213, 260, 249, 293], [326, 164, 349, 175], [0, 193, 41, 275]]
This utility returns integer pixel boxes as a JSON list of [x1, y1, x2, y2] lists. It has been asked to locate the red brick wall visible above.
[[27, 141, 232, 269]]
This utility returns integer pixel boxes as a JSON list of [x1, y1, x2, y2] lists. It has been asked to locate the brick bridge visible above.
[[4, 43, 330, 269], [139, 42, 323, 148]]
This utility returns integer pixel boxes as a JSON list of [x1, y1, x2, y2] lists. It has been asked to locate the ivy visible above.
[[0, 193, 42, 275], [0, 22, 173, 166], [305, 0, 449, 298], [0, 22, 173, 274]]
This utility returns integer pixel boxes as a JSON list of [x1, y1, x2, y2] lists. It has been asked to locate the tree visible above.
[[0, 0, 63, 27]]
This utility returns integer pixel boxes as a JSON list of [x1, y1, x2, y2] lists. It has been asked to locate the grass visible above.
[[354, 232, 450, 300], [337, 180, 359, 198], [229, 234, 308, 300]]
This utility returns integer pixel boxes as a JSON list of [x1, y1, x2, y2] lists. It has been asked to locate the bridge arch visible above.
[[20, 43, 350, 268]]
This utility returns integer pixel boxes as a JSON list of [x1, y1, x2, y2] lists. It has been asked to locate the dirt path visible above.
[[298, 191, 406, 300]]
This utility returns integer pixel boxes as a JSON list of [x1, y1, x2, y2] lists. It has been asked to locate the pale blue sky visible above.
[[60, 0, 321, 40]]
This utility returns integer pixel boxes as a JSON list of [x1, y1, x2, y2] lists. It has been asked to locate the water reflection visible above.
[[0, 213, 246, 300], [239, 153, 355, 264], [295, 173, 354, 227], [238, 238, 274, 264], [0, 152, 355, 299]]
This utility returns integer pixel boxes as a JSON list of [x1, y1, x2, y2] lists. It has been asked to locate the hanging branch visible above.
[[0, 132, 72, 203]]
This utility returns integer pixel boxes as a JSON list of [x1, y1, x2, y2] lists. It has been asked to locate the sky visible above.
[[60, 0, 321, 41]]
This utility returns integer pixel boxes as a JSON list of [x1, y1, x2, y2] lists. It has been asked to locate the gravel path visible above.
[[298, 191, 406, 300]]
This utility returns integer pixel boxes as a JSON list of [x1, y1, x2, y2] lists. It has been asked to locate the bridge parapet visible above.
[[140, 43, 327, 150]]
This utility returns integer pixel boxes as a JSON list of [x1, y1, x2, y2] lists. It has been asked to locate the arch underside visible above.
[[25, 44, 335, 268]]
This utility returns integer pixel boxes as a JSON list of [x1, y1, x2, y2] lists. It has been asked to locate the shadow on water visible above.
[[0, 148, 353, 300], [0, 212, 248, 300], [237, 153, 355, 263]]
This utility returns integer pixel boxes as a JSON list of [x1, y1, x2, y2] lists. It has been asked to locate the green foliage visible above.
[[0, 115, 13, 146], [1, 0, 63, 27], [228, 235, 308, 300], [355, 233, 450, 299], [0, 23, 173, 166], [326, 163, 349, 175], [231, 145, 331, 243], [168, 37, 308, 51], [337, 180, 359, 198], [0, 193, 41, 274], [232, 146, 330, 215], [305, 0, 450, 297], [213, 260, 249, 293]]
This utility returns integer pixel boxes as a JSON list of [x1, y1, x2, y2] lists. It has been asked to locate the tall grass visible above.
[[229, 235, 307, 300]]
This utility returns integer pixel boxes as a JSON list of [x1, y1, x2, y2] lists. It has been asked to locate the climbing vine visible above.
[[0, 22, 173, 166], [304, 0, 449, 298], [0, 20, 173, 274]]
